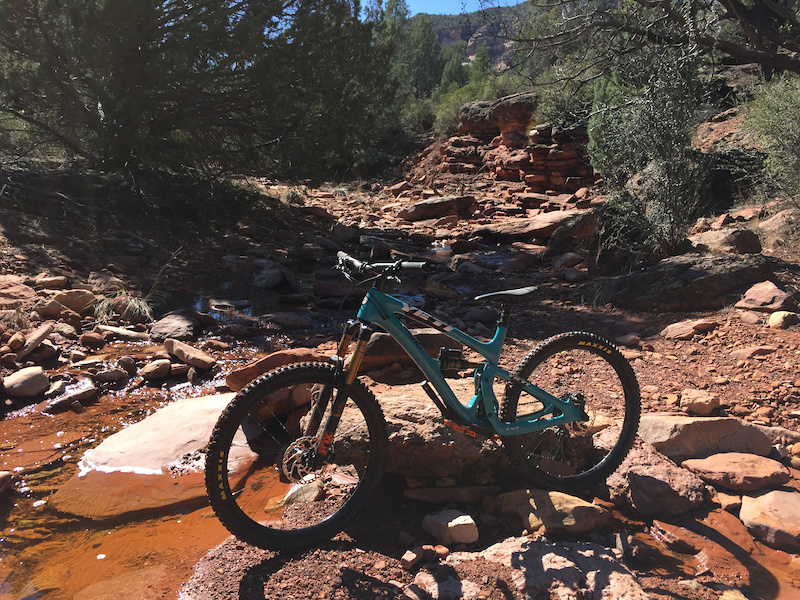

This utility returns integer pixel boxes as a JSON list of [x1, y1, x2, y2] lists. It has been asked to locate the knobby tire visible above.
[[204, 362, 387, 550], [502, 332, 640, 493]]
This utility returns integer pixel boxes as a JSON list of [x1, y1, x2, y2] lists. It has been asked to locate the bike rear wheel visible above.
[[205, 362, 387, 550], [501, 332, 640, 493]]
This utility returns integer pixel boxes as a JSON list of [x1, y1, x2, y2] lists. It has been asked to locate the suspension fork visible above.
[[312, 322, 374, 462], [301, 320, 359, 438]]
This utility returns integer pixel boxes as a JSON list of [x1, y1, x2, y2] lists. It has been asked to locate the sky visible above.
[[406, 1, 523, 16]]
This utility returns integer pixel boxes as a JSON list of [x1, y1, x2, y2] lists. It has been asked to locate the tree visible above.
[[503, 0, 800, 76], [401, 14, 443, 98], [0, 0, 397, 176]]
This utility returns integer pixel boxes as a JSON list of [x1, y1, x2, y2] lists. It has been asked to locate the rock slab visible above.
[[50, 393, 235, 520], [497, 489, 609, 535], [682, 452, 791, 492], [740, 490, 800, 552], [638, 415, 773, 462], [447, 537, 650, 599]]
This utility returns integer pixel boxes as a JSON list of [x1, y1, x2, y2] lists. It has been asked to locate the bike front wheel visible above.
[[501, 332, 640, 493], [205, 362, 387, 550]]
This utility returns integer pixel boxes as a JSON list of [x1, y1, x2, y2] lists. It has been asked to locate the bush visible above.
[[745, 74, 800, 196], [588, 49, 713, 259]]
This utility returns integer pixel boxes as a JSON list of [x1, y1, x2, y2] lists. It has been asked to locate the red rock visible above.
[[660, 318, 718, 340], [735, 281, 797, 312], [730, 345, 777, 360], [79, 331, 106, 350], [682, 452, 791, 491], [225, 348, 328, 391]]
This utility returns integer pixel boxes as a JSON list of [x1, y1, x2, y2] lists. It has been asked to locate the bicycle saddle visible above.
[[474, 286, 538, 303]]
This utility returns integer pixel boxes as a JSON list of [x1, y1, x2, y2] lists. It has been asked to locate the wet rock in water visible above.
[[149, 313, 200, 342], [648, 517, 753, 588], [53, 321, 78, 339], [734, 280, 797, 313], [225, 347, 328, 391], [605, 438, 707, 516], [497, 489, 609, 535], [79, 331, 105, 350], [118, 355, 138, 377], [740, 490, 800, 552], [637, 415, 773, 462], [682, 452, 791, 492], [164, 338, 216, 370], [680, 388, 720, 416], [422, 508, 479, 545], [2, 366, 50, 398], [92, 368, 128, 384], [448, 537, 650, 599], [140, 359, 172, 381], [40, 379, 98, 414], [253, 259, 285, 289], [94, 324, 150, 342], [49, 393, 236, 520]]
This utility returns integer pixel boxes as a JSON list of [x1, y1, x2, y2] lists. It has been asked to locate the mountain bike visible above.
[[204, 251, 641, 550]]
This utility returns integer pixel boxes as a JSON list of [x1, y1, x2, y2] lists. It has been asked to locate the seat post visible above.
[[499, 303, 512, 328]]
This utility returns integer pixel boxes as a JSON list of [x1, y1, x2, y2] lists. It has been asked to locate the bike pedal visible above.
[[444, 419, 478, 438]]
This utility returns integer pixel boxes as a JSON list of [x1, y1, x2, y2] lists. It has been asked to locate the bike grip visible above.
[[400, 261, 432, 272], [337, 251, 365, 272]]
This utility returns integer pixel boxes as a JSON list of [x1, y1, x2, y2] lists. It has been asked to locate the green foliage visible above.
[[745, 74, 800, 195], [589, 48, 713, 258], [0, 0, 398, 178]]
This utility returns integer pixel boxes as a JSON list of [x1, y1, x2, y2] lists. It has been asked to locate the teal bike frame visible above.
[[348, 287, 587, 436]]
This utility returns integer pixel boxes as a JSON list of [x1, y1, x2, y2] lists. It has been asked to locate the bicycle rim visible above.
[[502, 332, 640, 492], [205, 362, 387, 549]]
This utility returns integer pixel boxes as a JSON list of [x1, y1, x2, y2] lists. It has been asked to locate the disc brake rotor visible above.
[[282, 436, 319, 483]]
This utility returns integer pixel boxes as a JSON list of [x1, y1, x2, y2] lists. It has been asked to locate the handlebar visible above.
[[336, 251, 432, 279]]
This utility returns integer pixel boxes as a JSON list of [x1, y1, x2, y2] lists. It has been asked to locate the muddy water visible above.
[[0, 343, 270, 600]]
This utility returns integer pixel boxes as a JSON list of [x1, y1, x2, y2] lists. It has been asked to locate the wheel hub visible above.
[[282, 436, 318, 483], [565, 393, 590, 434]]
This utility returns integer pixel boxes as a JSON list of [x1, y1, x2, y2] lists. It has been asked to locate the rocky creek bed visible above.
[[2, 137, 800, 598]]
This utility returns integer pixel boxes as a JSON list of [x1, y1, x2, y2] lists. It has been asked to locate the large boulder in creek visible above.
[[363, 379, 508, 481], [149, 313, 201, 342], [360, 329, 462, 372]]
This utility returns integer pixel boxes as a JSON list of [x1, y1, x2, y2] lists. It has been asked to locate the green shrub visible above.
[[745, 74, 800, 196], [588, 49, 712, 260]]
